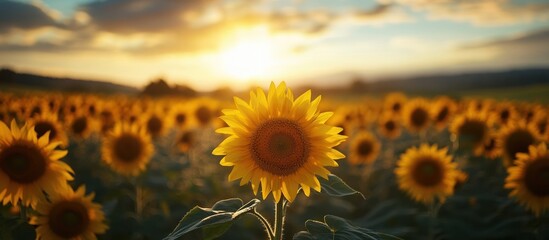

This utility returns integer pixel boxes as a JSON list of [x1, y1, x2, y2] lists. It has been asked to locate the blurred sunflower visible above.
[[532, 115, 548, 142], [395, 144, 461, 204], [67, 115, 95, 139], [176, 129, 195, 153], [30, 185, 108, 240], [29, 112, 68, 146], [0, 120, 74, 207], [402, 98, 431, 134], [143, 111, 169, 138], [171, 105, 189, 129], [498, 121, 539, 166], [505, 143, 549, 216], [494, 102, 517, 126], [383, 92, 407, 116], [431, 97, 457, 131], [213, 82, 346, 202], [378, 113, 401, 140], [192, 98, 219, 127], [474, 132, 501, 159], [349, 131, 380, 165], [98, 107, 118, 135], [450, 109, 493, 150], [102, 123, 153, 176]]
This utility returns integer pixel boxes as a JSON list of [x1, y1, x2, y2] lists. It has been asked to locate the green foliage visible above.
[[163, 198, 260, 240], [293, 215, 402, 240], [319, 174, 365, 199]]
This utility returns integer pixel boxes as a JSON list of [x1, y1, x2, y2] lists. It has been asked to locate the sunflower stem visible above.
[[250, 209, 275, 240], [19, 203, 27, 223], [427, 200, 441, 240], [273, 200, 287, 240]]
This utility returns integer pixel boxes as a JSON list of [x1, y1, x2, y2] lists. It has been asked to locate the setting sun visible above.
[[219, 39, 274, 81]]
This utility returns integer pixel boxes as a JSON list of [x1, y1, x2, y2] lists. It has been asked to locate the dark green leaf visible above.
[[202, 222, 234, 240], [163, 198, 260, 240], [293, 215, 403, 240], [319, 174, 365, 199]]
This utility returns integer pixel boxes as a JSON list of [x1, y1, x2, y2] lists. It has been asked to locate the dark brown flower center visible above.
[[71, 117, 88, 135], [412, 158, 443, 187], [384, 120, 396, 132], [49, 201, 90, 238], [175, 113, 186, 125], [113, 134, 142, 163], [34, 121, 57, 140], [146, 116, 162, 136], [484, 138, 496, 152], [436, 107, 449, 123], [500, 109, 510, 123], [457, 119, 486, 147], [195, 106, 212, 125], [410, 108, 428, 128], [504, 129, 535, 161], [30, 106, 42, 118], [178, 131, 193, 145], [524, 157, 549, 197], [357, 139, 373, 157], [250, 119, 309, 176], [392, 103, 401, 112], [0, 142, 47, 184]]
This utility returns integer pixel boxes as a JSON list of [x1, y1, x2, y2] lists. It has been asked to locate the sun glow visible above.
[[219, 39, 275, 81]]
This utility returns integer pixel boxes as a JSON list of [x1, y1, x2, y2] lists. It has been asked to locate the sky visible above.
[[0, 0, 548, 91]]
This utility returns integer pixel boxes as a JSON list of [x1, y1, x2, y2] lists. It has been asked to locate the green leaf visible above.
[[319, 174, 365, 199], [293, 215, 403, 240], [202, 222, 234, 240], [163, 198, 260, 240]]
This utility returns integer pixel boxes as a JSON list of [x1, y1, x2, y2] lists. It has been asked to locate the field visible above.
[[1, 84, 548, 240]]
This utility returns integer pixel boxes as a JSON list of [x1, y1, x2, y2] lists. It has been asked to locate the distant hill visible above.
[[2, 67, 549, 97], [299, 68, 549, 96], [0, 68, 138, 94]]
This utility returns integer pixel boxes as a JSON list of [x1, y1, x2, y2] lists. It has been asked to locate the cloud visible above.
[[0, 0, 418, 55], [0, 0, 59, 32], [388, 0, 549, 25], [460, 27, 549, 66]]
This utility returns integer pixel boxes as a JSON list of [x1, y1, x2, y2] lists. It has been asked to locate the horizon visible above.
[[1, 0, 549, 91]]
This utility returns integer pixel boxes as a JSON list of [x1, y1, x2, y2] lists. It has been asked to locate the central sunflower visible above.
[[213, 82, 346, 202], [395, 144, 462, 204], [102, 123, 153, 176]]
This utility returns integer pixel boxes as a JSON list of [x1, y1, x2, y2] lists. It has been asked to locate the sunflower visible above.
[[29, 112, 68, 147], [474, 132, 501, 159], [143, 111, 168, 138], [191, 98, 220, 127], [494, 102, 517, 126], [431, 97, 457, 131], [532, 115, 548, 142], [402, 98, 431, 134], [102, 123, 153, 176], [67, 115, 95, 139], [450, 109, 493, 150], [348, 131, 381, 165], [30, 185, 108, 240], [395, 144, 462, 204], [383, 92, 407, 116], [378, 113, 401, 140], [498, 121, 540, 166], [176, 129, 195, 153], [171, 105, 189, 129], [98, 106, 118, 135], [213, 82, 346, 202], [0, 120, 74, 207], [505, 143, 549, 216]]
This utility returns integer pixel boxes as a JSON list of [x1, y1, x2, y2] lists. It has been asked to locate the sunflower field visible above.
[[1, 82, 548, 240]]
